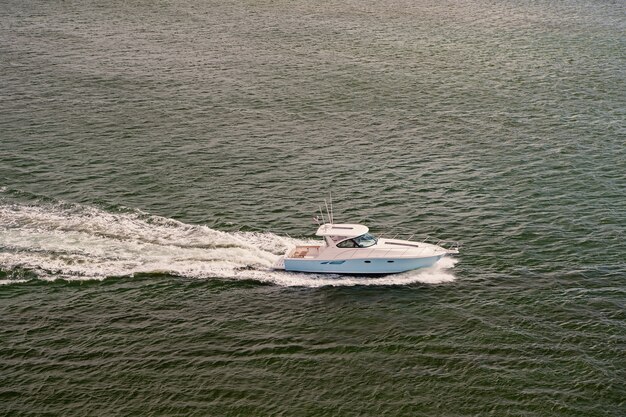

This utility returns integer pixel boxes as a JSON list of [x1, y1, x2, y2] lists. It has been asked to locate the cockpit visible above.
[[335, 233, 378, 248]]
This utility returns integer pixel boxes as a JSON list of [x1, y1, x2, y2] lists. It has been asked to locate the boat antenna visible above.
[[329, 191, 334, 224], [318, 205, 326, 225], [324, 198, 332, 225]]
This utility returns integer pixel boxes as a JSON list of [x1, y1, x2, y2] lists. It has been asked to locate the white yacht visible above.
[[274, 222, 459, 275]]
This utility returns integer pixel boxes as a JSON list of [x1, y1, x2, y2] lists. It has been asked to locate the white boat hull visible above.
[[280, 255, 443, 275]]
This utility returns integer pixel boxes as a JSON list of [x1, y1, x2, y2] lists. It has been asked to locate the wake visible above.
[[0, 202, 457, 287]]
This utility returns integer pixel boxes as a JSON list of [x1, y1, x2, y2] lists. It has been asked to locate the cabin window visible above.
[[336, 233, 378, 248], [336, 239, 357, 248], [353, 233, 378, 248]]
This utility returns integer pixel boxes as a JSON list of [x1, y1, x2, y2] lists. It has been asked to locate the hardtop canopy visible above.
[[315, 223, 369, 238]]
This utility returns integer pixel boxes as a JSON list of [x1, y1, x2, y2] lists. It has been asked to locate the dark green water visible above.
[[1, 0, 625, 415]]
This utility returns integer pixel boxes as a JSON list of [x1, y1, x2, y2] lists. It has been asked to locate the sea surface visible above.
[[1, 0, 625, 415]]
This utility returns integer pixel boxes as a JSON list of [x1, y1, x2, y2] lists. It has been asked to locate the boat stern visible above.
[[272, 255, 286, 270]]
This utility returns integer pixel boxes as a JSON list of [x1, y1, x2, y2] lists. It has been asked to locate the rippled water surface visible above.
[[1, 0, 624, 415]]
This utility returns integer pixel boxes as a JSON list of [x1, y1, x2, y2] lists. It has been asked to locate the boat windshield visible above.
[[353, 233, 378, 248]]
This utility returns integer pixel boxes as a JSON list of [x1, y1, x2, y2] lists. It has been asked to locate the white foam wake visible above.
[[0, 203, 457, 287]]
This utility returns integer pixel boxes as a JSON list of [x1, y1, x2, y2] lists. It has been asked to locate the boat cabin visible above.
[[315, 223, 378, 248]]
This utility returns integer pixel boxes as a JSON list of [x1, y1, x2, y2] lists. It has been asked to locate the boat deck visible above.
[[289, 245, 322, 259]]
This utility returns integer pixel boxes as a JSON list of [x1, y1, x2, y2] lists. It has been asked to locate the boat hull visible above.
[[283, 255, 443, 275]]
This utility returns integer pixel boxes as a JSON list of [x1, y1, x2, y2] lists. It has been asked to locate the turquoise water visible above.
[[1, 0, 625, 415]]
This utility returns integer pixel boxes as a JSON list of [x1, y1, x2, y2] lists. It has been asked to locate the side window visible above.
[[336, 239, 357, 248], [354, 233, 377, 248]]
